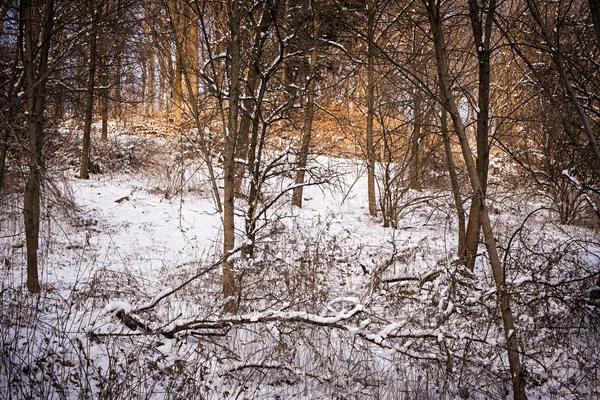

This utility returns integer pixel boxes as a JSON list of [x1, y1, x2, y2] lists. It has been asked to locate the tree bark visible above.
[[145, 19, 156, 116], [22, 0, 55, 294], [292, 3, 319, 208], [441, 107, 466, 257], [168, 0, 184, 123], [409, 81, 423, 190], [80, 6, 98, 180], [464, 0, 494, 270], [366, 1, 377, 216], [409, 20, 424, 191], [223, 0, 241, 314]]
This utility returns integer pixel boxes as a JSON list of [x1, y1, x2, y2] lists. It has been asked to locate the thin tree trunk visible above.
[[464, 0, 495, 270], [425, 1, 527, 397], [146, 22, 156, 116], [409, 22, 424, 190], [168, 0, 184, 123], [98, 5, 108, 140], [186, 12, 199, 102], [235, 3, 271, 197], [0, 124, 8, 191], [223, 0, 240, 314], [366, 1, 377, 216], [159, 55, 167, 113], [175, 29, 223, 213], [441, 107, 466, 257], [22, 0, 54, 294], [292, 4, 319, 208], [80, 11, 98, 180], [101, 60, 109, 141], [409, 84, 422, 190]]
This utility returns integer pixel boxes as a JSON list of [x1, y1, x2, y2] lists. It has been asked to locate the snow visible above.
[[1, 128, 599, 399]]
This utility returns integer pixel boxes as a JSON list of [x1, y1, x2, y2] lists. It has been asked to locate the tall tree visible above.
[[22, 0, 55, 293], [424, 0, 527, 397], [80, 0, 100, 179], [365, 0, 378, 216], [223, 0, 241, 314], [463, 0, 496, 270], [292, 0, 320, 208]]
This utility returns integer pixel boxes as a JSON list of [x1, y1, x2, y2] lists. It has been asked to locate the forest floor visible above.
[[1, 124, 599, 399]]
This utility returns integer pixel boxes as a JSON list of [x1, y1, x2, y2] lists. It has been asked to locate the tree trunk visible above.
[[425, 1, 527, 397], [292, 5, 319, 208], [223, 0, 241, 314], [409, 84, 423, 190], [0, 124, 8, 191], [146, 21, 156, 116], [464, 0, 494, 270], [80, 11, 98, 180], [235, 2, 272, 197], [22, 0, 54, 294], [441, 107, 466, 258], [168, 0, 184, 123], [366, 2, 377, 216], [99, 15, 108, 140], [175, 23, 223, 213], [159, 54, 167, 113], [409, 23, 424, 191]]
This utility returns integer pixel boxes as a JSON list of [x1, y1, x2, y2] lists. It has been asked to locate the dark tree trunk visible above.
[[80, 9, 98, 180], [223, 0, 240, 314], [292, 5, 319, 208], [366, 2, 377, 216], [464, 0, 494, 270], [22, 0, 55, 294], [441, 107, 466, 258]]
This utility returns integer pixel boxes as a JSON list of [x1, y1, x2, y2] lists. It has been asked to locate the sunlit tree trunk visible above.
[[292, 2, 319, 208], [145, 21, 156, 116]]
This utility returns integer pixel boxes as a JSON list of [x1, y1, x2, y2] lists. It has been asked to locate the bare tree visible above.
[[365, 0, 377, 216], [79, 0, 100, 180], [424, 0, 527, 397], [292, 0, 320, 208], [463, 0, 496, 270], [223, 0, 241, 314], [22, 0, 55, 293]]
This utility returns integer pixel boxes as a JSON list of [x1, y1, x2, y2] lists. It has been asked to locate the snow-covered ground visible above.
[[1, 130, 599, 399]]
